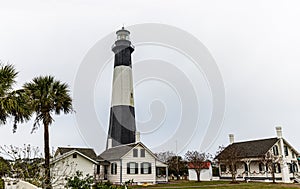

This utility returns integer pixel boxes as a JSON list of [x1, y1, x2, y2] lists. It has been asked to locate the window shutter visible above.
[[259, 163, 262, 172], [141, 163, 144, 174], [278, 163, 281, 173], [148, 163, 152, 174], [127, 163, 130, 174], [111, 164, 113, 174], [115, 163, 117, 174], [135, 163, 138, 174]]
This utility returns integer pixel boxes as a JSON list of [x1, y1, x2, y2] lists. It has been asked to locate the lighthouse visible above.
[[106, 27, 136, 149]]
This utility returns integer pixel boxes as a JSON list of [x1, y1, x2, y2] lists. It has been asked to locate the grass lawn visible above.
[[133, 180, 300, 189]]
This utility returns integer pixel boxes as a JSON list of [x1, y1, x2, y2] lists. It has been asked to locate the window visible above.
[[220, 165, 226, 172], [244, 163, 248, 172], [259, 163, 265, 172], [141, 162, 151, 174], [133, 149, 138, 157], [274, 163, 281, 173], [293, 163, 298, 173], [288, 163, 293, 173], [111, 163, 117, 175], [292, 152, 295, 158], [284, 146, 288, 156], [273, 145, 279, 155], [140, 149, 145, 157], [96, 165, 100, 174], [73, 154, 77, 158], [229, 165, 236, 172], [127, 162, 138, 174]]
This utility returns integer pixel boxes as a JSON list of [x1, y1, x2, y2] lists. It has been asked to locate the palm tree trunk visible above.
[[44, 121, 51, 189]]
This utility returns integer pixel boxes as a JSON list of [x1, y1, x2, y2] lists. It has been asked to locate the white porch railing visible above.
[[295, 173, 300, 183]]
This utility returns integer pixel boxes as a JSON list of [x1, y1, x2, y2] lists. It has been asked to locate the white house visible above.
[[188, 162, 212, 181], [216, 127, 300, 183], [50, 147, 98, 189], [96, 142, 168, 185]]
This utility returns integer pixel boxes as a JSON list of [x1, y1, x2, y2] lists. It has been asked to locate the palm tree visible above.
[[0, 63, 31, 131], [24, 76, 73, 189]]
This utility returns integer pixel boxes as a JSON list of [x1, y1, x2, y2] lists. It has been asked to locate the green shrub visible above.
[[0, 178, 4, 189], [66, 171, 93, 189], [93, 181, 127, 189]]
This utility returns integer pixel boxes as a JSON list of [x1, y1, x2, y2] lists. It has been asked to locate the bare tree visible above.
[[0, 144, 43, 181], [260, 151, 281, 183], [215, 146, 244, 183], [0, 144, 76, 188], [155, 151, 176, 163], [155, 151, 187, 180], [50, 157, 77, 188], [185, 151, 211, 182]]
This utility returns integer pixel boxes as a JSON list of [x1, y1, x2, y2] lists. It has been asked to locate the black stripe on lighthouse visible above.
[[107, 27, 136, 148]]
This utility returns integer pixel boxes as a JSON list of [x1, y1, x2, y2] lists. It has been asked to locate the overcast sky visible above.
[[1, 0, 300, 156]]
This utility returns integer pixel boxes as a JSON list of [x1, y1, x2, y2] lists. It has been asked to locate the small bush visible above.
[[93, 181, 128, 189], [0, 178, 4, 189], [66, 171, 93, 189]]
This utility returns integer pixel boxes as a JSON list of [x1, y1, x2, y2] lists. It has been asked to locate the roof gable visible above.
[[98, 143, 136, 161], [51, 149, 98, 165], [188, 162, 211, 169], [98, 142, 162, 162], [216, 138, 279, 159], [282, 139, 300, 155], [55, 147, 97, 160]]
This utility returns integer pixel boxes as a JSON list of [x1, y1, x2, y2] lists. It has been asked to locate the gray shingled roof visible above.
[[97, 143, 143, 161], [216, 138, 279, 160], [56, 147, 97, 160]]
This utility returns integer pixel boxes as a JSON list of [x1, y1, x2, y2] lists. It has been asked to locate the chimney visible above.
[[229, 134, 234, 144], [107, 138, 112, 149], [276, 126, 282, 138], [135, 131, 140, 143]]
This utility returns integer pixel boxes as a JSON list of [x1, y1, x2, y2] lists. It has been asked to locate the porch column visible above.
[[247, 162, 250, 178], [244, 160, 251, 180], [166, 167, 169, 182]]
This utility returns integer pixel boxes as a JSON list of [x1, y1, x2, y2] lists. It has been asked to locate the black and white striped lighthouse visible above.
[[106, 27, 137, 149]]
